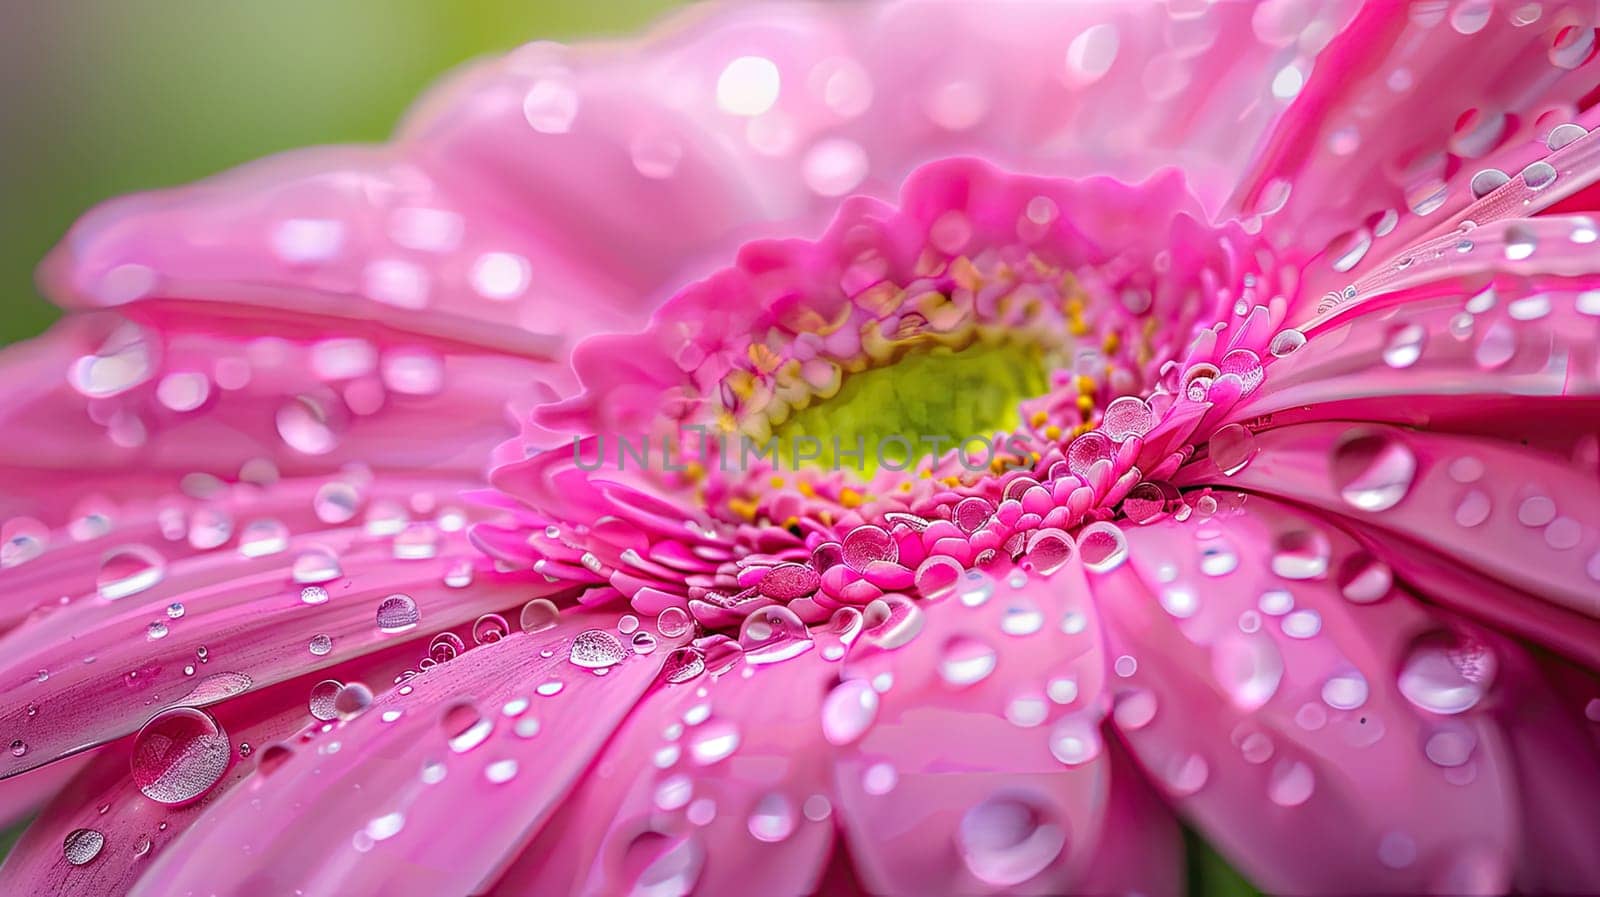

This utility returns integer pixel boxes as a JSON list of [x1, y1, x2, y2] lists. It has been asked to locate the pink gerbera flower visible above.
[[4, 2, 1600, 894]]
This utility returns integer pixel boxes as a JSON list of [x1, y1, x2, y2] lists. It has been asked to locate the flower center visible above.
[[770, 341, 1054, 474]]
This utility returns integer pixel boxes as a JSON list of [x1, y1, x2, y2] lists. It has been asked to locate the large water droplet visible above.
[[656, 606, 692, 639], [1383, 323, 1426, 368], [738, 605, 815, 665], [1047, 715, 1102, 766], [64, 828, 105, 866], [1270, 529, 1330, 580], [748, 792, 797, 843], [1077, 523, 1128, 573], [130, 707, 231, 805], [618, 829, 704, 897], [375, 594, 420, 633], [956, 795, 1066, 887], [570, 629, 627, 669], [442, 702, 492, 753], [519, 598, 560, 634], [1398, 632, 1496, 715], [1331, 431, 1416, 511], [1208, 424, 1257, 476], [97, 545, 166, 600], [1212, 634, 1284, 710], [821, 679, 878, 745], [939, 635, 998, 687]]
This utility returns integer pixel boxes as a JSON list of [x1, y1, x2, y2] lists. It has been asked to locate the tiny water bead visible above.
[[130, 707, 231, 805]]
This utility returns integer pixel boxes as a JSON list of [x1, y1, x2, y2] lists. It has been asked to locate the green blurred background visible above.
[[0, 0, 682, 344], [0, 5, 1259, 893]]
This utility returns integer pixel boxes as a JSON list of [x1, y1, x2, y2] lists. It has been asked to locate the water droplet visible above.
[[1024, 529, 1075, 576], [570, 629, 627, 669], [688, 720, 741, 765], [662, 647, 707, 684], [1268, 760, 1315, 807], [740, 605, 815, 665], [518, 598, 561, 634], [1048, 715, 1102, 766], [97, 545, 166, 600], [1332, 431, 1416, 511], [237, 519, 289, 558], [291, 546, 342, 584], [1398, 632, 1496, 715], [1268, 329, 1307, 357], [656, 606, 692, 639], [1383, 323, 1426, 368], [473, 613, 510, 645], [442, 702, 493, 753], [334, 683, 374, 719], [309, 679, 343, 721], [618, 829, 704, 897], [1078, 523, 1128, 573], [313, 480, 362, 524], [146, 621, 169, 641], [1209, 424, 1257, 475], [956, 795, 1066, 887], [376, 594, 420, 633], [64, 828, 105, 866], [1271, 529, 1330, 580], [300, 585, 330, 606], [939, 636, 998, 687], [821, 679, 878, 745], [1337, 553, 1392, 603], [1322, 670, 1370, 709], [130, 707, 230, 805], [1212, 634, 1284, 710], [747, 792, 797, 843], [308, 634, 333, 657]]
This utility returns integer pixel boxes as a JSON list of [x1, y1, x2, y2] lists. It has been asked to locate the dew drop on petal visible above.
[[1331, 431, 1416, 512], [739, 605, 815, 665], [1270, 529, 1330, 580], [375, 594, 420, 633], [1268, 760, 1315, 807], [1208, 424, 1257, 475], [939, 635, 998, 687], [519, 598, 560, 634], [956, 795, 1066, 887], [97, 545, 166, 601], [334, 683, 374, 719], [748, 792, 797, 843], [309, 679, 343, 721], [1398, 632, 1496, 715], [656, 606, 692, 639], [617, 829, 704, 897], [570, 629, 628, 669], [821, 679, 878, 746], [64, 828, 105, 866], [1048, 715, 1102, 766], [1077, 523, 1128, 573], [130, 707, 230, 805], [442, 702, 493, 753], [1383, 323, 1426, 368]]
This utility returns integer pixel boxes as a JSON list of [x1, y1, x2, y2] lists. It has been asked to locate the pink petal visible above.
[[0, 518, 551, 778], [1239, 1, 1600, 309], [1184, 421, 1600, 641], [830, 558, 1113, 894], [1097, 495, 1521, 894], [489, 652, 839, 896], [0, 640, 420, 896], [128, 613, 678, 897]]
